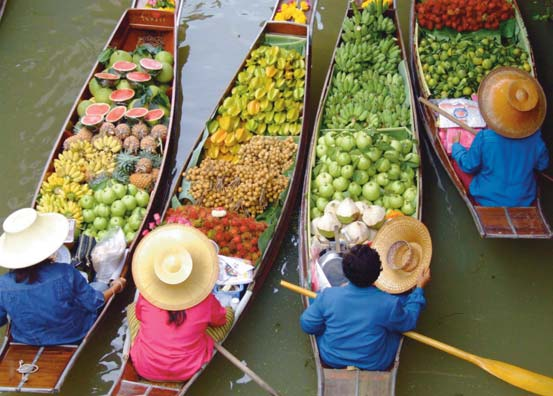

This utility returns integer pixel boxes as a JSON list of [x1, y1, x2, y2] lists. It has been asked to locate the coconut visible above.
[[361, 205, 386, 229], [335, 198, 360, 224], [323, 200, 341, 216], [355, 201, 370, 214], [316, 212, 341, 239], [341, 221, 375, 244]]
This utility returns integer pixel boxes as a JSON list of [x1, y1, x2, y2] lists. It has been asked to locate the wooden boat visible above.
[[131, 0, 177, 11], [109, 3, 317, 395], [410, 0, 552, 239], [271, 0, 317, 25], [297, 1, 423, 394], [0, 8, 179, 393], [0, 0, 6, 23]]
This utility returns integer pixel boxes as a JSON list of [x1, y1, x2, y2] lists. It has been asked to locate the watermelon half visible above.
[[109, 89, 135, 103], [144, 109, 165, 126], [125, 107, 149, 121], [94, 72, 120, 87], [140, 58, 163, 74], [85, 103, 111, 117], [127, 71, 152, 84], [105, 106, 127, 123], [112, 61, 137, 74], [81, 114, 104, 128]]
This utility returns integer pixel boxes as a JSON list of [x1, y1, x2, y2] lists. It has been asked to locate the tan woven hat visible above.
[[478, 67, 546, 139], [0, 208, 69, 269], [132, 224, 219, 311], [372, 216, 432, 294]]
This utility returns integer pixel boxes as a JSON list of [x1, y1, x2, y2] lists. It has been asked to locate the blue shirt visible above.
[[300, 284, 426, 371], [0, 263, 104, 346], [451, 129, 549, 207]]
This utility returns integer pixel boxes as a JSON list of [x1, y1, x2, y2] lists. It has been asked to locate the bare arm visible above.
[[103, 277, 127, 302]]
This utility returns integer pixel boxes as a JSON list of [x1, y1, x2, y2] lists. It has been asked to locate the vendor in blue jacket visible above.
[[301, 217, 432, 371], [451, 67, 548, 207]]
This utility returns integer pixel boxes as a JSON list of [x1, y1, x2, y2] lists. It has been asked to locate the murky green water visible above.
[[1, 0, 552, 395]]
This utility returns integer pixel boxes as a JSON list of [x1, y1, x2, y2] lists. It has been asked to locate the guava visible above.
[[155, 62, 173, 83], [155, 50, 174, 65]]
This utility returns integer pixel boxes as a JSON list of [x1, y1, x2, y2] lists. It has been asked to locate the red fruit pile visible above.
[[416, 0, 514, 32], [165, 205, 267, 263]]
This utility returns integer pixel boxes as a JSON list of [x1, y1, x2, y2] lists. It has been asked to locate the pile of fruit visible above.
[[204, 44, 305, 161], [187, 136, 297, 217], [145, 0, 175, 11], [165, 205, 267, 263], [36, 42, 173, 242], [79, 182, 150, 243], [418, 34, 530, 98], [322, 5, 411, 130], [416, 0, 514, 32], [310, 130, 419, 218], [274, 0, 310, 24], [359, 0, 391, 12]]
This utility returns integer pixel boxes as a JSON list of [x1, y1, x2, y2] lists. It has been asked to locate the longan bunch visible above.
[[186, 137, 297, 216]]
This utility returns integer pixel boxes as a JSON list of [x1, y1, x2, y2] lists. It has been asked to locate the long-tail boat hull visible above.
[[109, 4, 317, 395], [0, 7, 178, 393], [409, 0, 552, 239]]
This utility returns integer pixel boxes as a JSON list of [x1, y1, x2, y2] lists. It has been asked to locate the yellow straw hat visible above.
[[0, 208, 69, 269], [132, 224, 219, 311], [478, 67, 546, 139], [372, 216, 432, 294]]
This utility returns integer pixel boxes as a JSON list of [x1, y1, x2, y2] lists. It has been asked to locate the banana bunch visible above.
[[40, 173, 69, 196], [93, 136, 122, 153], [36, 195, 84, 228], [40, 175, 90, 201], [54, 158, 85, 183], [68, 140, 94, 157], [85, 150, 116, 178]]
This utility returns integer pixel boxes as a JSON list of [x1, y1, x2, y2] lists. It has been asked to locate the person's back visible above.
[[130, 293, 227, 381], [452, 129, 548, 206], [301, 283, 425, 370], [0, 262, 104, 346]]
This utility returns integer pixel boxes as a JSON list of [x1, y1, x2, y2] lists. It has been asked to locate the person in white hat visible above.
[[300, 217, 431, 371], [0, 208, 126, 346], [128, 224, 233, 382]]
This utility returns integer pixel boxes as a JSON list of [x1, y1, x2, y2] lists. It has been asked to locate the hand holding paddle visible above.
[[280, 280, 553, 396]]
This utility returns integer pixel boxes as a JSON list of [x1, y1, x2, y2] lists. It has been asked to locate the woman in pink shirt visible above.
[[128, 224, 233, 381]]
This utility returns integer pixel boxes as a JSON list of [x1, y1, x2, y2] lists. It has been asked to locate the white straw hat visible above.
[[0, 208, 70, 269], [132, 224, 219, 311]]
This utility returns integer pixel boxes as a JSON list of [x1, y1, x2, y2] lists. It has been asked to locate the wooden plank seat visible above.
[[323, 368, 395, 396], [475, 206, 551, 238]]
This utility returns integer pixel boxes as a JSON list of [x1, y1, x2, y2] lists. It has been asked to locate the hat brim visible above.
[[132, 224, 218, 311], [0, 212, 69, 269], [372, 217, 432, 294], [478, 67, 546, 139]]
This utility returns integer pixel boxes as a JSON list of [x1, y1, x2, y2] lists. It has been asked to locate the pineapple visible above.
[[76, 127, 93, 142], [150, 124, 168, 141], [139, 150, 162, 168], [63, 135, 83, 150], [115, 123, 131, 140], [99, 122, 116, 136], [123, 136, 140, 154], [140, 136, 158, 153], [132, 122, 150, 140], [135, 157, 153, 174], [152, 168, 160, 181], [129, 173, 154, 191]]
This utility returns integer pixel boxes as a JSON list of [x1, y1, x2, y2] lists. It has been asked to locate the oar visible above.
[[280, 280, 553, 396], [212, 342, 280, 396], [418, 96, 553, 183]]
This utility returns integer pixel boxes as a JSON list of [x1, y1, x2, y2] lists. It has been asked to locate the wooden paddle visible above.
[[280, 280, 553, 396], [213, 343, 280, 396]]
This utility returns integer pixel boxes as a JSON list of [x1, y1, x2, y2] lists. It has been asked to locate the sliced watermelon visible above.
[[81, 114, 104, 128], [110, 89, 135, 103], [105, 106, 127, 123], [112, 61, 137, 74], [127, 71, 151, 83], [85, 103, 111, 117], [125, 107, 149, 120], [140, 58, 163, 72], [144, 109, 165, 126], [95, 72, 120, 81]]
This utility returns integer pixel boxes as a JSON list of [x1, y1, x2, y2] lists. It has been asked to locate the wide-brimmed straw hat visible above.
[[132, 224, 219, 311], [372, 216, 432, 294], [478, 67, 546, 139], [0, 208, 69, 269]]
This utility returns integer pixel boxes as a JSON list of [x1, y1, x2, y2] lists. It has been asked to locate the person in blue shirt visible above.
[[451, 67, 548, 207], [300, 243, 430, 371], [0, 208, 126, 346]]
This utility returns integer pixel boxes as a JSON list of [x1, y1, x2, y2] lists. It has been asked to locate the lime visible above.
[[482, 59, 493, 70], [463, 87, 472, 96]]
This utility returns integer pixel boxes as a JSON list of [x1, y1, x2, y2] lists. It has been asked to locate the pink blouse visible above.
[[130, 293, 227, 381]]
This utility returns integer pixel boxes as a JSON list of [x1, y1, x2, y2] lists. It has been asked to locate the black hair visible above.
[[342, 244, 382, 287], [12, 258, 51, 284], [167, 310, 187, 327]]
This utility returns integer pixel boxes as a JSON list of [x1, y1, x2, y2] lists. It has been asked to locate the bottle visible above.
[[230, 297, 239, 311]]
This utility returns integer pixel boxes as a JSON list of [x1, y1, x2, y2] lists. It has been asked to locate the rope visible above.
[[17, 360, 39, 383]]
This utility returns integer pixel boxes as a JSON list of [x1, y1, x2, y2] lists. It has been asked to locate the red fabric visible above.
[[452, 160, 473, 191], [130, 293, 227, 381]]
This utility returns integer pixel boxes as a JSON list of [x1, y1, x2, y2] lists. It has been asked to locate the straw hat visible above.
[[0, 208, 69, 269], [478, 67, 546, 139], [372, 216, 432, 294], [132, 224, 219, 311]]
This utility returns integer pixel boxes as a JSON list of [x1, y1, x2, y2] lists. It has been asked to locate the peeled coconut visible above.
[[323, 200, 341, 216], [355, 201, 371, 214], [316, 212, 341, 239], [341, 221, 376, 244], [361, 205, 386, 229], [336, 198, 360, 224]]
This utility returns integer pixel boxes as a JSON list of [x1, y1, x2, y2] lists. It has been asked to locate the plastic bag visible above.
[[216, 256, 254, 286], [91, 228, 127, 284], [437, 98, 486, 129]]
